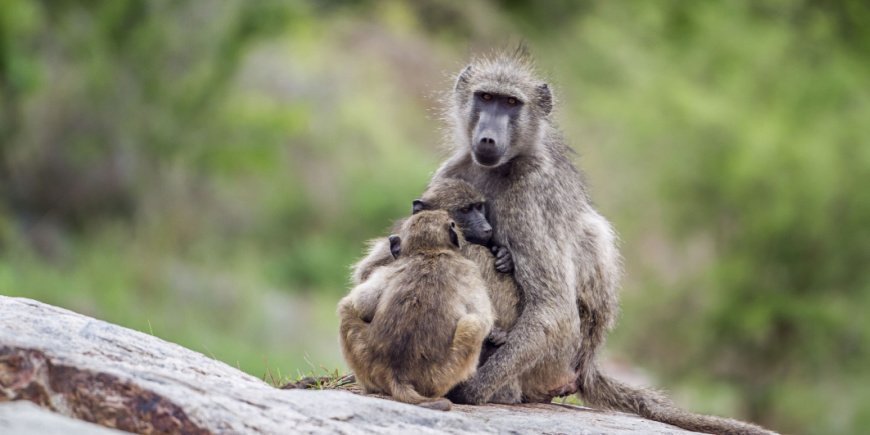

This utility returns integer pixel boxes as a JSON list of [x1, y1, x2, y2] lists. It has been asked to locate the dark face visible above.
[[450, 202, 491, 245], [412, 199, 492, 246], [470, 91, 523, 167]]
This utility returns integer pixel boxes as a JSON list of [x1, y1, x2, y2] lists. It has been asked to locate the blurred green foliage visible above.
[[1, 1, 868, 433]]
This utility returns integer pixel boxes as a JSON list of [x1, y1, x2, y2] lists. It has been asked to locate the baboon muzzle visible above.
[[472, 107, 510, 166]]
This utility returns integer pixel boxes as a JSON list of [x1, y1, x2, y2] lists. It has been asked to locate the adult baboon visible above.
[[435, 50, 774, 434], [338, 210, 494, 408]]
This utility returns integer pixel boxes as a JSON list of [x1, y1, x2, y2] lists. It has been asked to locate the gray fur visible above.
[[434, 51, 776, 435]]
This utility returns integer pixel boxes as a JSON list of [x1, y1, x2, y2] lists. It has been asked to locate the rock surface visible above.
[[0, 296, 700, 434], [0, 401, 128, 435]]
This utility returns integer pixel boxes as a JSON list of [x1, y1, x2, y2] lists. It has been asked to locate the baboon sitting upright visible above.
[[433, 50, 775, 434], [338, 210, 494, 407]]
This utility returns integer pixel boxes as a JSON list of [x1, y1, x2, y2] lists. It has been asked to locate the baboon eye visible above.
[[460, 206, 471, 213], [480, 93, 493, 101], [507, 97, 518, 106]]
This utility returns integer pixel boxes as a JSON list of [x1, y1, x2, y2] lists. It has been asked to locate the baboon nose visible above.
[[476, 137, 498, 156], [473, 136, 502, 166]]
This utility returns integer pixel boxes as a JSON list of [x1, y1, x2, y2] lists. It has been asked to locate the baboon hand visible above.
[[486, 327, 508, 346], [491, 245, 514, 273]]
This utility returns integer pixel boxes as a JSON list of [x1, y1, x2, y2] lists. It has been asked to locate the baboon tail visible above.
[[387, 376, 428, 405], [578, 369, 777, 435], [387, 378, 452, 411]]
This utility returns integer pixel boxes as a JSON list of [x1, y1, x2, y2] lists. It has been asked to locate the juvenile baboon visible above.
[[338, 210, 495, 408], [434, 50, 775, 434]]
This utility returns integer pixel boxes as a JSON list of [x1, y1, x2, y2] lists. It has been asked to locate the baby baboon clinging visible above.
[[434, 49, 775, 434], [352, 178, 519, 330], [338, 210, 494, 408], [351, 178, 513, 286], [350, 178, 523, 402]]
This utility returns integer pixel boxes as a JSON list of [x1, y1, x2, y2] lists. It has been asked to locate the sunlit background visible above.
[[2, 1, 869, 434]]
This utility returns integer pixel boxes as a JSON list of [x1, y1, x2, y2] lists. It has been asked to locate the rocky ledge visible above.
[[0, 296, 699, 434]]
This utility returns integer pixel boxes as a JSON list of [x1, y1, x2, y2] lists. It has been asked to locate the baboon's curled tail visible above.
[[578, 368, 776, 435], [387, 377, 452, 411], [387, 376, 428, 404]]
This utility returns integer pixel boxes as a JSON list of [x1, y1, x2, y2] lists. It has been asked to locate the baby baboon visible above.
[[349, 178, 522, 403], [352, 178, 519, 329], [338, 210, 494, 408], [434, 49, 775, 434]]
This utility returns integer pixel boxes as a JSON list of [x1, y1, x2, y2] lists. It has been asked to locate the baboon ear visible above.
[[412, 199, 427, 215], [454, 65, 472, 92], [537, 83, 552, 115], [448, 223, 460, 248], [388, 235, 401, 259]]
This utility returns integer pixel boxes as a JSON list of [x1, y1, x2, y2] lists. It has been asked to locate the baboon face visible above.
[[453, 57, 553, 168], [448, 201, 489, 246], [413, 199, 491, 246], [469, 91, 524, 166]]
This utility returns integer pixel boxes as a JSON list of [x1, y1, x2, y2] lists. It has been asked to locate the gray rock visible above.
[[0, 296, 699, 434], [0, 401, 129, 435]]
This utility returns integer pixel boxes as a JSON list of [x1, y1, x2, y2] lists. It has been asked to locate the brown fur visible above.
[[350, 179, 523, 403], [338, 210, 494, 406], [434, 50, 776, 434], [353, 179, 485, 283], [352, 179, 519, 328]]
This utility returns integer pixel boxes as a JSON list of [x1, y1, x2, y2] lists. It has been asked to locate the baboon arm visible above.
[[350, 238, 394, 286], [450, 315, 489, 365], [448, 313, 549, 404], [345, 277, 385, 322], [450, 203, 577, 404]]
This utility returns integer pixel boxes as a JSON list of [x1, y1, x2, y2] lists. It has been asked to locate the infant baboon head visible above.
[[413, 178, 491, 246], [389, 210, 460, 259]]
